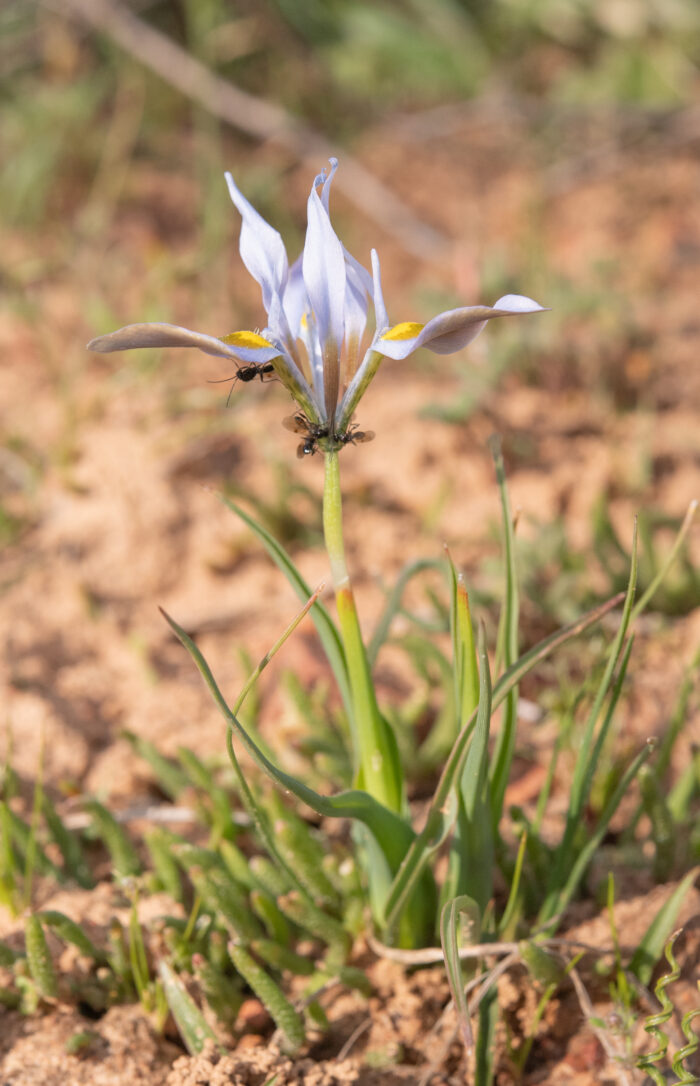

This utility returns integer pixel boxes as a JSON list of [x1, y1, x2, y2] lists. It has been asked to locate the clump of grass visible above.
[[2, 433, 695, 1077]]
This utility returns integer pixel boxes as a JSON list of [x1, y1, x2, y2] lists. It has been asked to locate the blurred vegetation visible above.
[[2, 0, 699, 235]]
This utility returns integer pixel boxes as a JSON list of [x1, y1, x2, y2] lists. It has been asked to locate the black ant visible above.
[[337, 422, 375, 448], [210, 362, 276, 405], [283, 412, 329, 458], [283, 414, 375, 458]]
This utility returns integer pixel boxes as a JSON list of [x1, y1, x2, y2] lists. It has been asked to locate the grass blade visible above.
[[25, 915, 58, 1000], [161, 608, 417, 874], [41, 795, 94, 889], [488, 435, 520, 833], [83, 799, 141, 878], [629, 867, 699, 985], [383, 593, 623, 931], [216, 493, 350, 714], [631, 499, 698, 620], [541, 523, 638, 918], [228, 942, 305, 1051], [163, 606, 435, 941], [444, 621, 493, 912], [158, 960, 219, 1055], [542, 739, 657, 928], [440, 894, 480, 1053], [39, 911, 107, 964], [446, 550, 480, 734], [122, 731, 189, 800]]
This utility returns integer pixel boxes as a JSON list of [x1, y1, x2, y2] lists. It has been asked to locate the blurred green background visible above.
[[4, 0, 699, 238]]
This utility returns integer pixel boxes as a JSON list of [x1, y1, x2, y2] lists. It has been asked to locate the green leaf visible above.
[[488, 434, 520, 833], [191, 868, 261, 943], [541, 527, 638, 920], [122, 731, 189, 800], [542, 739, 657, 928], [443, 621, 493, 912], [629, 867, 700, 985], [631, 499, 698, 620], [163, 606, 436, 942], [158, 961, 220, 1055], [3, 804, 64, 883], [38, 911, 107, 964], [475, 984, 498, 1086], [162, 609, 416, 875], [447, 552, 480, 732], [518, 940, 562, 988], [440, 894, 480, 1053], [128, 903, 151, 1003], [228, 942, 304, 1051], [144, 828, 184, 901], [383, 593, 622, 932], [83, 799, 140, 879], [268, 794, 339, 907], [25, 915, 58, 1000], [191, 953, 243, 1029], [41, 795, 94, 889], [217, 494, 350, 714], [177, 747, 235, 838]]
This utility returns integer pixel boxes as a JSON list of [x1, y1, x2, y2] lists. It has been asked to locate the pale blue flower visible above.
[[88, 159, 546, 446]]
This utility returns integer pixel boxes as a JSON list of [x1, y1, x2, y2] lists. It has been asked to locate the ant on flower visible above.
[[283, 413, 329, 458], [283, 414, 374, 458], [210, 361, 277, 405], [337, 422, 375, 449]]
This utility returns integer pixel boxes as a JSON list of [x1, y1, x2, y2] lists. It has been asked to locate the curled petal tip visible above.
[[493, 294, 548, 314]]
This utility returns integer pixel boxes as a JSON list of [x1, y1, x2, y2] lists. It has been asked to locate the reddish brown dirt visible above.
[[1, 110, 699, 1084]]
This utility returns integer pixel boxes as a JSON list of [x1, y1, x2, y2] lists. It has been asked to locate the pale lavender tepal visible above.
[[88, 159, 546, 447]]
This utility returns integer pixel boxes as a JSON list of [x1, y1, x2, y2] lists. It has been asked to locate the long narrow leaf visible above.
[[41, 795, 94, 889], [629, 867, 699, 985], [386, 619, 491, 933], [383, 592, 624, 930], [161, 610, 416, 876], [440, 894, 480, 1053], [488, 435, 520, 831], [217, 493, 351, 714], [541, 739, 656, 928], [475, 986, 499, 1086], [444, 621, 492, 911], [158, 961, 219, 1055], [447, 551, 480, 730], [631, 499, 698, 620], [543, 524, 638, 914]]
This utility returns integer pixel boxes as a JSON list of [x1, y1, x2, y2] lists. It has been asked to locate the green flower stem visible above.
[[323, 450, 402, 814]]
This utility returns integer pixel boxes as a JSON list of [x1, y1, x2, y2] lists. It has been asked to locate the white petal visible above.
[[282, 254, 308, 340], [371, 250, 388, 333], [225, 172, 289, 317], [493, 294, 546, 314], [377, 295, 547, 360], [302, 177, 346, 354], [320, 157, 339, 212], [343, 255, 370, 365]]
